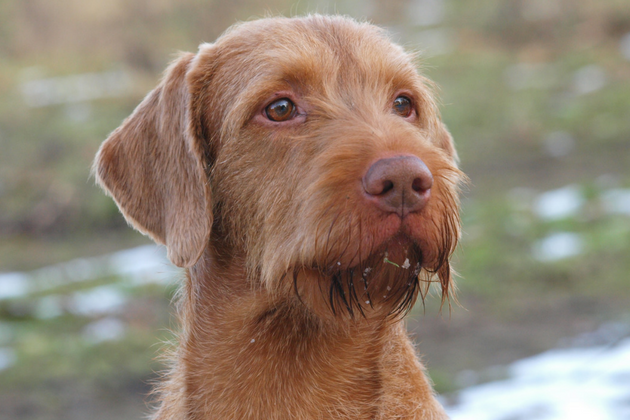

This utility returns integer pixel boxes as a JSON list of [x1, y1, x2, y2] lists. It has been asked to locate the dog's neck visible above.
[[158, 245, 443, 419]]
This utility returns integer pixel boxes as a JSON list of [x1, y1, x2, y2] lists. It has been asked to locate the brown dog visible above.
[[94, 15, 464, 420]]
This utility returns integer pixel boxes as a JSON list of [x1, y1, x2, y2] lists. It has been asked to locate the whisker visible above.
[[292, 267, 305, 307]]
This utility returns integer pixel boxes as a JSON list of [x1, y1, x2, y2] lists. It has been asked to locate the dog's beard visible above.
[[294, 237, 445, 319], [330, 241, 423, 318]]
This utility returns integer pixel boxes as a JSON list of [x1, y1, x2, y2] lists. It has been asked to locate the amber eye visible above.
[[393, 96, 413, 118], [265, 98, 296, 122]]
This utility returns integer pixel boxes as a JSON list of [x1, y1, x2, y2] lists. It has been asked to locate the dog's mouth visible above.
[[296, 232, 436, 318], [289, 193, 458, 318]]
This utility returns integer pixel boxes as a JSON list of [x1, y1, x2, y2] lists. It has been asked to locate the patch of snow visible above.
[[533, 232, 584, 262], [533, 185, 584, 221], [0, 347, 16, 371], [0, 272, 29, 300], [69, 286, 127, 316], [82, 317, 127, 344], [109, 245, 178, 285], [448, 337, 630, 420], [0, 245, 178, 303], [561, 322, 630, 348], [20, 70, 132, 107], [573, 65, 607, 95], [601, 189, 630, 216]]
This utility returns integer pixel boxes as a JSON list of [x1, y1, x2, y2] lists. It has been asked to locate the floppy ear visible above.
[[436, 122, 459, 164], [93, 52, 212, 268]]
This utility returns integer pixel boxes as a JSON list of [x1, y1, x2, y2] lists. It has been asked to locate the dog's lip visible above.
[[328, 231, 420, 271]]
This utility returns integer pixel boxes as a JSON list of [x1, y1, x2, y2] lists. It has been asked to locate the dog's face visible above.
[[95, 16, 464, 318]]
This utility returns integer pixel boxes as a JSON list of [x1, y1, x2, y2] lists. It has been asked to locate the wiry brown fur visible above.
[[94, 15, 465, 419]]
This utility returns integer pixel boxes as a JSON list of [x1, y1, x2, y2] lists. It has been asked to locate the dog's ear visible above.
[[436, 122, 459, 164], [94, 52, 212, 268]]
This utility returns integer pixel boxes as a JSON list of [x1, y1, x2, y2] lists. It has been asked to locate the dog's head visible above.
[[94, 15, 465, 318]]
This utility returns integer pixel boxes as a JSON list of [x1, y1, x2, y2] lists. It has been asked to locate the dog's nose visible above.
[[362, 155, 433, 217]]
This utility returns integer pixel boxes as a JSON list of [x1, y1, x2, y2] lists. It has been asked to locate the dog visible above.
[[94, 15, 464, 419]]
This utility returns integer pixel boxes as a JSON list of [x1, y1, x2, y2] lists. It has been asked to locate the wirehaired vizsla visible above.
[[94, 15, 465, 419]]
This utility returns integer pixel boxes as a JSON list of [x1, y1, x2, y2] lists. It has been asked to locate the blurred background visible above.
[[1, 0, 629, 419]]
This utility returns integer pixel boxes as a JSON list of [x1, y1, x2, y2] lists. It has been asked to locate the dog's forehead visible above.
[[211, 16, 417, 90], [189, 16, 437, 139]]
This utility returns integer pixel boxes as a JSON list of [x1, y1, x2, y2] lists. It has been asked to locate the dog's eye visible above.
[[265, 98, 296, 122], [393, 96, 413, 118]]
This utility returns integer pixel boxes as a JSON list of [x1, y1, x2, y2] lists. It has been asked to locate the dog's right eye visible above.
[[393, 96, 413, 118], [265, 98, 296, 122]]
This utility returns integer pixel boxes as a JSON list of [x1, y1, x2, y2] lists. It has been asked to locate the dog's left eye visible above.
[[265, 98, 297, 122], [392, 96, 413, 118]]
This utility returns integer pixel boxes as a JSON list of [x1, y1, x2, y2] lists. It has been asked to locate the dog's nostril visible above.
[[381, 180, 394, 195], [412, 175, 433, 193]]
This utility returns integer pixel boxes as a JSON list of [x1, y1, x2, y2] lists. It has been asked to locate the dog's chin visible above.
[[295, 233, 427, 319]]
